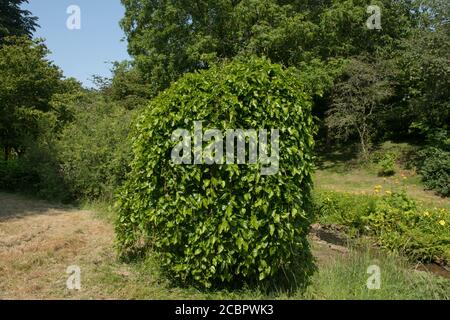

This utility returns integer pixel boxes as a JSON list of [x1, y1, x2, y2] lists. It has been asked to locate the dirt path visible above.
[[0, 193, 115, 299], [0, 192, 353, 299]]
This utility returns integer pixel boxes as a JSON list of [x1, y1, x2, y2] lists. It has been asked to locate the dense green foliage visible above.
[[120, 0, 415, 96], [390, 29, 450, 132], [0, 0, 38, 42], [315, 190, 450, 264], [377, 152, 397, 176], [0, 36, 73, 200], [0, 81, 134, 202], [0, 111, 68, 200], [56, 95, 134, 200], [368, 191, 450, 264], [119, 0, 449, 179], [0, 37, 63, 161], [417, 148, 450, 197], [326, 58, 392, 158], [2, 0, 446, 202], [0, 0, 448, 296], [416, 129, 450, 197], [116, 58, 316, 289], [106, 61, 153, 110]]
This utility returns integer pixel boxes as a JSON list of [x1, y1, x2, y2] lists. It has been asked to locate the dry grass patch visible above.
[[0, 193, 114, 299]]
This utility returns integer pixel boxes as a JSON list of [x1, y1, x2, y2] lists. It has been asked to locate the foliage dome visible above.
[[116, 57, 316, 289]]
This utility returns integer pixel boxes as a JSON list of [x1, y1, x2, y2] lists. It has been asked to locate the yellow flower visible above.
[[385, 191, 392, 195], [373, 185, 382, 194], [438, 220, 446, 226], [424, 211, 430, 217]]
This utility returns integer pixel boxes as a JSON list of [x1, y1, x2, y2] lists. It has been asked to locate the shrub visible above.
[[315, 189, 450, 264], [377, 152, 396, 176], [415, 128, 450, 197], [18, 141, 69, 201], [116, 57, 316, 290], [313, 190, 375, 233], [0, 158, 32, 191], [366, 191, 450, 264], [416, 147, 450, 197], [0, 149, 68, 201], [0, 112, 69, 201], [0, 93, 135, 202], [56, 96, 134, 200]]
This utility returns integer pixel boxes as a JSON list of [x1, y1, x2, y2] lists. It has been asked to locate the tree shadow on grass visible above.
[[315, 144, 361, 173], [0, 191, 77, 221]]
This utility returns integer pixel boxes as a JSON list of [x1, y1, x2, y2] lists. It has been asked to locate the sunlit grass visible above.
[[80, 240, 450, 300], [303, 243, 450, 300]]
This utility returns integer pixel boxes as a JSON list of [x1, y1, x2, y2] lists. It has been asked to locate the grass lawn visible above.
[[1, 142, 448, 299], [314, 142, 450, 210], [1, 192, 449, 300]]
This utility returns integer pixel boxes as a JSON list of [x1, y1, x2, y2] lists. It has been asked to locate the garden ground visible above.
[[1, 190, 449, 300]]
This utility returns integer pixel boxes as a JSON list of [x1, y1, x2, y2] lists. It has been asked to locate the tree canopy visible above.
[[120, 0, 417, 96], [0, 37, 63, 160], [0, 0, 38, 42]]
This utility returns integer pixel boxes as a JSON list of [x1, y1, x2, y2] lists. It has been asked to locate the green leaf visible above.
[[269, 224, 275, 236]]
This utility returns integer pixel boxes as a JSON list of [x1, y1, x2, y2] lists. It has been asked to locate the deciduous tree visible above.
[[0, 37, 62, 160], [0, 0, 38, 43]]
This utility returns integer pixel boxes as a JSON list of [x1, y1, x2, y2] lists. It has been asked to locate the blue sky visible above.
[[23, 0, 130, 87]]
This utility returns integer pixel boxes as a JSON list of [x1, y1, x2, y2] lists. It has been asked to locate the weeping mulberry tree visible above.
[[116, 57, 316, 290]]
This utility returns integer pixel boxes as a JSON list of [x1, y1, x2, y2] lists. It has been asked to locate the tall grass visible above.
[[303, 244, 450, 300]]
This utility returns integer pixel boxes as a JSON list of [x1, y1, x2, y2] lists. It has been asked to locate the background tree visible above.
[[0, 0, 38, 43], [326, 58, 392, 159], [56, 93, 134, 200], [120, 0, 414, 97], [0, 36, 63, 160], [391, 29, 450, 132], [108, 61, 153, 110]]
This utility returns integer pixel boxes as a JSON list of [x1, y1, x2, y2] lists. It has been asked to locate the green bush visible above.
[[377, 152, 396, 176], [0, 113, 69, 201], [0, 158, 32, 191], [415, 128, 450, 197], [0, 150, 68, 201], [366, 191, 450, 264], [315, 189, 450, 264], [56, 96, 134, 200], [416, 147, 450, 197], [116, 57, 316, 290], [18, 142, 69, 201], [313, 190, 375, 233], [0, 93, 135, 202]]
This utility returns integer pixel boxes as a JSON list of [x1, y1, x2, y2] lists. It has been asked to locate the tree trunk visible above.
[[357, 127, 369, 161]]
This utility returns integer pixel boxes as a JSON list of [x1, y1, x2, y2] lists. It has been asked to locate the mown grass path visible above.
[[0, 192, 114, 299], [1, 192, 449, 300]]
